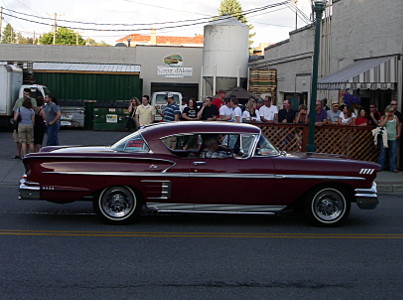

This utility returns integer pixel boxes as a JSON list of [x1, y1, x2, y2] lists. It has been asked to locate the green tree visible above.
[[39, 27, 86, 45], [16, 33, 33, 44], [86, 38, 111, 47], [218, 0, 256, 48], [1, 23, 17, 44]]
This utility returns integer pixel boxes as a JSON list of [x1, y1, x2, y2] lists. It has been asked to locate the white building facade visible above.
[[249, 0, 403, 112]]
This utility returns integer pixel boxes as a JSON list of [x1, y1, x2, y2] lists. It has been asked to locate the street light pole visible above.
[[306, 0, 327, 153]]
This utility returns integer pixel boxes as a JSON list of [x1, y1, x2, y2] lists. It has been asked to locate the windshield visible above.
[[254, 134, 280, 157], [111, 132, 150, 153], [155, 94, 181, 105], [43, 86, 52, 96]]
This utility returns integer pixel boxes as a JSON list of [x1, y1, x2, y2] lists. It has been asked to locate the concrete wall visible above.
[[0, 44, 203, 97], [249, 25, 316, 104], [331, 0, 403, 70]]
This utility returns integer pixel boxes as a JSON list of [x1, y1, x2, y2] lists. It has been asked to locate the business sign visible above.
[[157, 66, 193, 77], [158, 53, 193, 78], [106, 114, 118, 123]]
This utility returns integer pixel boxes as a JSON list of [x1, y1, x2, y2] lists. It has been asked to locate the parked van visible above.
[[151, 91, 182, 121]]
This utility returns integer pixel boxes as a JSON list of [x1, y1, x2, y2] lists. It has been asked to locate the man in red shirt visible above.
[[212, 89, 226, 111]]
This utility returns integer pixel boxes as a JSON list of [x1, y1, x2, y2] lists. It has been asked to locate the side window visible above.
[[254, 135, 279, 157], [111, 134, 150, 153], [240, 134, 257, 157], [161, 134, 202, 158], [220, 134, 256, 157]]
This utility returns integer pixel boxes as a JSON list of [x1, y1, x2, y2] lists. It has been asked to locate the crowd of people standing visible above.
[[124, 90, 401, 173]]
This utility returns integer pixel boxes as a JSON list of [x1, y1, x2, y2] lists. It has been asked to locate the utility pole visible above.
[[295, 0, 298, 30], [53, 13, 57, 45], [0, 7, 3, 42]]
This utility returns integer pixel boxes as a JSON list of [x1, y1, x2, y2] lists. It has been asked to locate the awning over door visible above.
[[318, 56, 398, 90]]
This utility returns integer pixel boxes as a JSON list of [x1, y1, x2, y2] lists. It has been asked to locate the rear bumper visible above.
[[355, 182, 378, 209], [19, 177, 40, 200]]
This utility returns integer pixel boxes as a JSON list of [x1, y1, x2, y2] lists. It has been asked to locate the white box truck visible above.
[[0, 64, 23, 128], [1, 64, 50, 130]]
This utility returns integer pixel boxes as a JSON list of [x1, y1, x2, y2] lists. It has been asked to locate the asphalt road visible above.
[[0, 184, 402, 300]]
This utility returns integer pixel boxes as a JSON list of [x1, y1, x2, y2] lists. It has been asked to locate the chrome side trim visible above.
[[27, 155, 173, 164], [275, 174, 366, 181], [42, 171, 366, 181], [146, 202, 286, 215]]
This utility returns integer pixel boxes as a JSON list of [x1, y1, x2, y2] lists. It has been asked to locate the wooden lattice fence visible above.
[[255, 123, 379, 162]]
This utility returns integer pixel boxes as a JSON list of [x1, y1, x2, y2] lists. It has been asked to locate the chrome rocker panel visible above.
[[146, 202, 287, 215]]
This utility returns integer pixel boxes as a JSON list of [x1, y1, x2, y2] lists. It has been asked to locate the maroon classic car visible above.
[[19, 121, 379, 226]]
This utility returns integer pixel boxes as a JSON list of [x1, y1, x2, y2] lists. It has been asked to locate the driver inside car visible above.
[[199, 135, 234, 159]]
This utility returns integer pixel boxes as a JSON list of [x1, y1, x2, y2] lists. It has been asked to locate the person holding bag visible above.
[[126, 97, 140, 132], [378, 105, 401, 173]]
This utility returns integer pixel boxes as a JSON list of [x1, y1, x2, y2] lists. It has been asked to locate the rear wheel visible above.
[[94, 186, 141, 224], [304, 186, 351, 226]]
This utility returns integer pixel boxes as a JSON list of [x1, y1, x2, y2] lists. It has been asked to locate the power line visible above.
[[2, 1, 290, 28]]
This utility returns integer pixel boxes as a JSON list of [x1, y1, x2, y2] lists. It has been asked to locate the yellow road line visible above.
[[0, 229, 402, 239]]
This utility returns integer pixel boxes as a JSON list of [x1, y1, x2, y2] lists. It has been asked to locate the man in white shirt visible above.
[[218, 98, 233, 121], [135, 95, 156, 127], [230, 97, 242, 123], [259, 96, 278, 123]]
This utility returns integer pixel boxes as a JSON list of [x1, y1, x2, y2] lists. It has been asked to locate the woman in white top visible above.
[[338, 104, 356, 125], [242, 98, 261, 122]]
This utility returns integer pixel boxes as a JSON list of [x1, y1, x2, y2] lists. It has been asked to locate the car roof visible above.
[[141, 121, 261, 140]]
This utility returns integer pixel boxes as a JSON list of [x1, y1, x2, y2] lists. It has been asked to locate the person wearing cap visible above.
[[161, 93, 180, 122], [212, 89, 226, 111], [327, 103, 340, 124]]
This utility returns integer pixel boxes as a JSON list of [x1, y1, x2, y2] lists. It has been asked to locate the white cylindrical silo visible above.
[[202, 17, 249, 95]]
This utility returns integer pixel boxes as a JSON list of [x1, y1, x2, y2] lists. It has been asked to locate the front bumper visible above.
[[355, 182, 378, 209], [19, 177, 40, 200]]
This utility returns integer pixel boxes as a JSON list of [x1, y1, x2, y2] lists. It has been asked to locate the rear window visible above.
[[111, 133, 150, 153]]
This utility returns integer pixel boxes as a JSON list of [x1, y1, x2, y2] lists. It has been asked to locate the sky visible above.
[[1, 0, 314, 47]]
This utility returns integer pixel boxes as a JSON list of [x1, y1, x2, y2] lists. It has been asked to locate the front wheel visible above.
[[94, 186, 141, 224], [304, 186, 351, 226]]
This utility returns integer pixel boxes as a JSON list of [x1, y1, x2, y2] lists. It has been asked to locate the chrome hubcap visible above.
[[101, 187, 135, 219], [313, 190, 345, 222]]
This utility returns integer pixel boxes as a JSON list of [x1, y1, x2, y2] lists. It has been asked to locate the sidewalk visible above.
[[1, 129, 402, 194]]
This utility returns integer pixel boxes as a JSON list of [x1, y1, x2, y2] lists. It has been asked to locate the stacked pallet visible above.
[[249, 69, 277, 95]]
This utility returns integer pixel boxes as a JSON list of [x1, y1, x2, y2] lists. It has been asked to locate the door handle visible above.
[[193, 161, 206, 166]]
